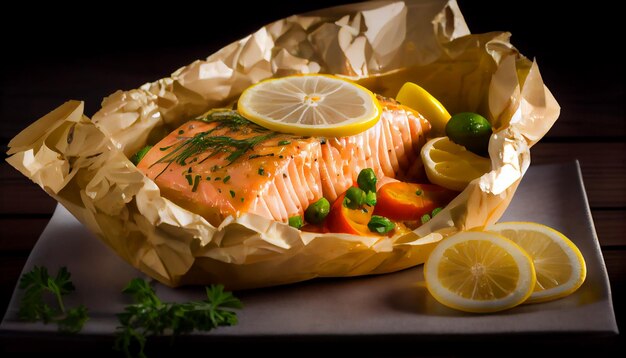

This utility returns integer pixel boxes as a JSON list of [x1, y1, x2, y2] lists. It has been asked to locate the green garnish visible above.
[[229, 190, 236, 198], [288, 216, 304, 229], [365, 191, 377, 206], [278, 140, 291, 146], [343, 187, 366, 210], [357, 168, 377, 193], [368, 215, 394, 234], [258, 167, 265, 176], [249, 153, 274, 159], [18, 266, 88, 333], [223, 175, 231, 183], [150, 111, 275, 179], [185, 174, 193, 185], [191, 175, 201, 192], [421, 214, 431, 224], [431, 207, 443, 217], [214, 177, 221, 181], [130, 146, 153, 166], [114, 278, 241, 358], [304, 198, 330, 224], [178, 130, 184, 135], [415, 189, 423, 196]]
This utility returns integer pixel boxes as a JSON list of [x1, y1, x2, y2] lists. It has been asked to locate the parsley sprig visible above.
[[114, 278, 242, 358], [18, 266, 88, 333]]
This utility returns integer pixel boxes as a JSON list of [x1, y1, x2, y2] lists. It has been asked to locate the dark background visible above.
[[0, 0, 622, 139]]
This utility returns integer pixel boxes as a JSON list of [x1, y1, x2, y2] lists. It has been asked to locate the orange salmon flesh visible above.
[[137, 99, 430, 225]]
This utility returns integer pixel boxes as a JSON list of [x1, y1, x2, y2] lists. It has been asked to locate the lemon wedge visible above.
[[420, 136, 491, 191], [237, 74, 381, 137], [487, 222, 586, 304], [396, 82, 450, 136], [424, 231, 536, 313]]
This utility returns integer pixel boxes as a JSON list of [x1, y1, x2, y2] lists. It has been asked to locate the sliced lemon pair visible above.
[[424, 222, 586, 313]]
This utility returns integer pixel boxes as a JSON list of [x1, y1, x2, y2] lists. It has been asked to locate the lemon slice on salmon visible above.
[[424, 231, 536, 313], [238, 74, 381, 137], [487, 222, 587, 304]]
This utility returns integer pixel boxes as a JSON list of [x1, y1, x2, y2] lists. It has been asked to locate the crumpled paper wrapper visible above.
[[6, 0, 559, 289]]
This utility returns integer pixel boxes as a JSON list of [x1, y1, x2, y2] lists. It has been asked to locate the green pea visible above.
[[288, 215, 303, 229], [357, 168, 377, 193], [368, 215, 395, 234], [365, 190, 377, 206], [130, 145, 153, 165], [431, 207, 443, 217], [344, 187, 366, 209], [304, 198, 330, 224]]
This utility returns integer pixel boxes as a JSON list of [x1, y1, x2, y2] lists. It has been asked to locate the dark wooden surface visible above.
[[0, 0, 624, 355]]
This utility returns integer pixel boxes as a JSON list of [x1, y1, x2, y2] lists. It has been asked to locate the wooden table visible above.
[[0, 0, 623, 354]]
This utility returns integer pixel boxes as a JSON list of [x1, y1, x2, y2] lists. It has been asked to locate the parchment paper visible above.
[[5, 0, 560, 289]]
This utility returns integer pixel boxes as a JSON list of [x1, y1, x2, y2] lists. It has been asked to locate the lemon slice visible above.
[[424, 231, 536, 313], [487, 222, 586, 304], [420, 136, 491, 191], [237, 74, 381, 137], [396, 82, 450, 136]]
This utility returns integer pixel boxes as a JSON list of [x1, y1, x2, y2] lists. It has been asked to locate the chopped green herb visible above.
[[415, 189, 423, 196], [114, 278, 241, 358], [185, 174, 193, 185], [343, 187, 366, 210], [304, 198, 330, 224], [258, 167, 265, 176], [130, 146, 153, 166], [288, 215, 304, 229], [223, 175, 231, 183], [191, 175, 201, 192], [431, 207, 443, 217], [279, 155, 284, 159], [178, 130, 185, 135], [278, 140, 291, 146], [206, 176, 211, 181], [421, 214, 431, 224], [149, 113, 275, 179], [229, 190, 236, 198], [368, 215, 394, 234], [18, 266, 88, 333], [187, 167, 192, 173], [214, 177, 221, 181], [241, 198, 244, 202], [357, 168, 377, 193], [249, 153, 274, 159]]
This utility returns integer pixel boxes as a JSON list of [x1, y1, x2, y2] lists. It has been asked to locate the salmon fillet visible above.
[[137, 98, 430, 225]]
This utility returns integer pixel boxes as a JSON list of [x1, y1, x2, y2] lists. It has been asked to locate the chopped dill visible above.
[[258, 167, 265, 176], [191, 175, 201, 192], [149, 111, 276, 179], [185, 174, 193, 185], [249, 153, 274, 159], [223, 176, 231, 183], [278, 140, 291, 146], [214, 177, 221, 181], [229, 190, 236, 198]]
